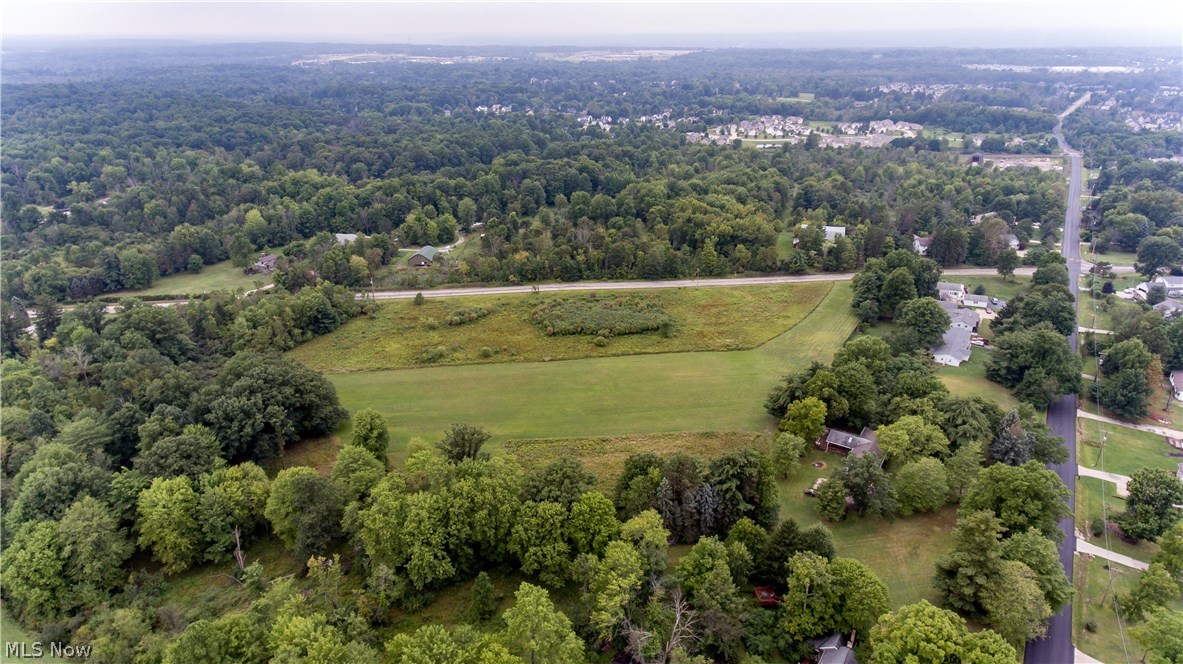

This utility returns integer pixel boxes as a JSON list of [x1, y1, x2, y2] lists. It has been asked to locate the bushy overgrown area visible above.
[[530, 295, 674, 337]]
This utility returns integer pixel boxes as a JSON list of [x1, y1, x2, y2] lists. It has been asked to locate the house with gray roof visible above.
[[818, 427, 882, 461], [809, 633, 858, 664], [937, 282, 966, 303], [1153, 298, 1183, 320], [1172, 369, 1183, 401], [1153, 275, 1183, 298], [962, 293, 990, 309], [334, 233, 360, 245], [932, 327, 972, 367], [939, 300, 980, 332], [823, 225, 847, 242], [409, 245, 437, 267]]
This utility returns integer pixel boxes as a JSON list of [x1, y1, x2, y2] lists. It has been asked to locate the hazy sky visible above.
[[4, 1, 1181, 47]]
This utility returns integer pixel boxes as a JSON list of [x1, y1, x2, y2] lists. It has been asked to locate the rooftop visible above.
[[933, 327, 972, 363]]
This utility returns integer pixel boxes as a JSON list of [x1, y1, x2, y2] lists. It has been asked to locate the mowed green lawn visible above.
[[778, 449, 955, 608], [1078, 421, 1179, 478], [934, 347, 1020, 410], [1075, 476, 1161, 563], [326, 283, 857, 458], [1073, 554, 1183, 664], [294, 282, 835, 373], [113, 259, 270, 297]]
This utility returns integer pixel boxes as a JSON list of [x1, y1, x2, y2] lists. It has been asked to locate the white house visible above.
[[1172, 369, 1183, 401], [939, 300, 980, 332], [962, 294, 990, 309], [932, 327, 972, 367], [1153, 275, 1183, 299], [913, 235, 931, 256], [937, 282, 967, 303], [823, 226, 847, 242]]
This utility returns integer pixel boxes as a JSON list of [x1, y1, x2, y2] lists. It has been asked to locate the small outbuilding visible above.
[[409, 246, 437, 267], [251, 253, 280, 275], [818, 427, 882, 461]]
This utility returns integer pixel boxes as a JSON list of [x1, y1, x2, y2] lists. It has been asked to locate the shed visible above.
[[409, 246, 437, 267]]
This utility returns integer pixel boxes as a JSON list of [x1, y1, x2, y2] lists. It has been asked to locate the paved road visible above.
[[1076, 538, 1149, 571], [363, 267, 1035, 301], [1025, 96, 1087, 664], [1078, 409, 1183, 439]]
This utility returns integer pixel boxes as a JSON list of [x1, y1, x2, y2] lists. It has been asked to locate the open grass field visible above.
[[777, 448, 955, 608], [502, 431, 770, 489], [775, 231, 796, 259], [113, 259, 270, 297], [1077, 296, 1121, 331], [1077, 420, 1179, 478], [1075, 476, 1161, 563], [934, 347, 1021, 410], [293, 282, 836, 373], [321, 284, 857, 461], [949, 274, 1031, 301], [777, 93, 815, 102], [1081, 244, 1138, 267]]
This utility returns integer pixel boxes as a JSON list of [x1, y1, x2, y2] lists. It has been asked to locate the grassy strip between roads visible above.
[[292, 281, 835, 373]]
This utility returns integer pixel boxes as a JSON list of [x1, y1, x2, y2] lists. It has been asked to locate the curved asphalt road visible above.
[[1024, 97, 1087, 664]]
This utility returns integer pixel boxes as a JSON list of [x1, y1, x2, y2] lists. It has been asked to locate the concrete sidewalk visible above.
[[1076, 538, 1149, 571], [1078, 466, 1129, 497], [1078, 409, 1183, 439]]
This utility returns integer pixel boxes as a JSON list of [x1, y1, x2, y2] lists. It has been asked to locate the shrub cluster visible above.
[[445, 307, 490, 326], [530, 296, 673, 337]]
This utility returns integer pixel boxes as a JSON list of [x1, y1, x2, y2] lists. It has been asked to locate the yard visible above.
[[1077, 421, 1180, 478], [1073, 554, 1183, 664], [775, 230, 796, 259], [934, 347, 1020, 410], [112, 259, 270, 297], [948, 274, 1031, 301], [777, 449, 956, 608], [1075, 476, 1161, 564], [1080, 244, 1139, 267], [321, 284, 857, 462], [292, 282, 837, 373]]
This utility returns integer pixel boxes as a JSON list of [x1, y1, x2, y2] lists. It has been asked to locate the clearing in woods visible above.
[[324, 283, 857, 458]]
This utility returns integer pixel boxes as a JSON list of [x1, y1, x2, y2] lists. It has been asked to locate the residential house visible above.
[[409, 246, 437, 267], [937, 282, 967, 303], [1153, 275, 1183, 299], [932, 327, 972, 367], [1177, 462, 1183, 483], [823, 226, 847, 242], [1001, 233, 1021, 250], [912, 235, 931, 256], [1172, 369, 1183, 401], [808, 633, 858, 664], [334, 233, 360, 245], [962, 293, 990, 309], [818, 427, 882, 461], [1152, 298, 1183, 320], [939, 300, 980, 332], [251, 253, 279, 275]]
